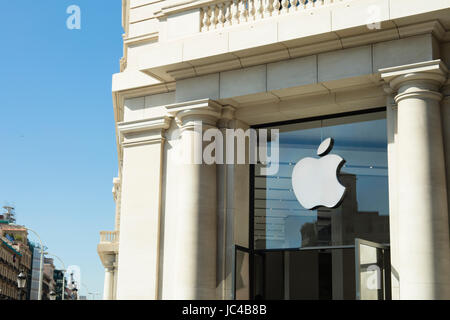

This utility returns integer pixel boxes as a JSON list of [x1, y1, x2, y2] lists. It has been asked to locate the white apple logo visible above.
[[291, 137, 346, 210]]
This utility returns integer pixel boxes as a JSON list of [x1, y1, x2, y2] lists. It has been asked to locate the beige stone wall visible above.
[[103, 0, 450, 300]]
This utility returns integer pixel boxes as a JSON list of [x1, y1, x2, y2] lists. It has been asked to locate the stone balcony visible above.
[[97, 231, 119, 268], [115, 0, 450, 91]]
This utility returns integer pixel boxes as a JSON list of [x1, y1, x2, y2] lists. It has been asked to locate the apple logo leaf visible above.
[[317, 137, 334, 156]]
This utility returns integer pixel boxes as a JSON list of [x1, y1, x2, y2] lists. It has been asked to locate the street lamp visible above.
[[17, 272, 27, 288], [10, 224, 45, 300], [17, 272, 27, 300], [49, 290, 57, 301]]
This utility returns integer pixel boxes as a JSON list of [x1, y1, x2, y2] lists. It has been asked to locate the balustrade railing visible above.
[[100, 231, 119, 243], [200, 0, 337, 31]]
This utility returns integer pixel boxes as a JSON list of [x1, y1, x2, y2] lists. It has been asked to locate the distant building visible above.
[[29, 243, 42, 300], [0, 238, 21, 300], [0, 221, 32, 300], [42, 257, 55, 300], [53, 269, 67, 300], [0, 206, 16, 224]]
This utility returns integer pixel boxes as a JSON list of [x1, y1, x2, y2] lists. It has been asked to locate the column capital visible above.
[[166, 99, 226, 128], [381, 60, 448, 90], [380, 60, 448, 104], [105, 267, 115, 273], [117, 116, 171, 147], [99, 253, 116, 270]]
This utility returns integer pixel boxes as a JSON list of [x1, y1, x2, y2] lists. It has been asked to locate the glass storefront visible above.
[[236, 109, 391, 300]]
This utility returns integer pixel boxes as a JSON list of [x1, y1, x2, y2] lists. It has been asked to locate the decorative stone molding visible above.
[[198, 0, 341, 32], [112, 177, 122, 232], [154, 0, 220, 19], [120, 57, 127, 72], [122, 0, 129, 36], [380, 60, 448, 103], [117, 116, 172, 147], [101, 252, 116, 270], [112, 177, 121, 202], [166, 99, 225, 127], [98, 231, 119, 269]]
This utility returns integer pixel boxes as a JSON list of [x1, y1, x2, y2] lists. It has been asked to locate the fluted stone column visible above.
[[168, 100, 223, 299], [381, 60, 450, 299]]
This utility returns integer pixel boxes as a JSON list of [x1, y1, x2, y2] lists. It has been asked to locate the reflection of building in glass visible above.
[[301, 173, 390, 247]]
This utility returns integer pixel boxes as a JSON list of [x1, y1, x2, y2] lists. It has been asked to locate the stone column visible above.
[[441, 80, 450, 234], [103, 266, 115, 300], [381, 60, 450, 299], [168, 100, 223, 299], [100, 253, 116, 300], [115, 116, 171, 299]]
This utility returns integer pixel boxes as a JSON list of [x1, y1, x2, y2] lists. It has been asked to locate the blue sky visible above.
[[0, 1, 123, 298]]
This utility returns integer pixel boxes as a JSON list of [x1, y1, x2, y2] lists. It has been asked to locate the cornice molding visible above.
[[162, 20, 448, 81], [154, 0, 221, 19], [118, 116, 171, 134], [167, 66, 196, 80], [116, 82, 174, 99], [113, 81, 175, 122], [123, 32, 159, 46], [397, 20, 446, 40], [380, 59, 448, 91], [118, 116, 172, 147]]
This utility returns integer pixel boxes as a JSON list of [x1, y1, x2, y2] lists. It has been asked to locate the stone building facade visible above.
[[98, 0, 450, 300]]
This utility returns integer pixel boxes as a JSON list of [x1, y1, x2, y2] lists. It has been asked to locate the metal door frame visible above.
[[354, 238, 390, 300]]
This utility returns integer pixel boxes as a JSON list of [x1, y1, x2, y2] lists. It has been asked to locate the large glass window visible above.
[[253, 111, 390, 250]]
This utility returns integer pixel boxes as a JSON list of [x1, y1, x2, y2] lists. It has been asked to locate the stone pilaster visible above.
[[115, 116, 171, 299]]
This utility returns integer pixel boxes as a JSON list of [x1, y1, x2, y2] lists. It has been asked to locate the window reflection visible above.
[[254, 111, 390, 250]]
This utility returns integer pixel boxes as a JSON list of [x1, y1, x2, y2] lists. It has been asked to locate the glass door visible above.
[[355, 238, 391, 300], [235, 246, 250, 300]]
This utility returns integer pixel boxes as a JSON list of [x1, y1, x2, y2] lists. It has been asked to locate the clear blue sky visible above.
[[0, 1, 123, 298]]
